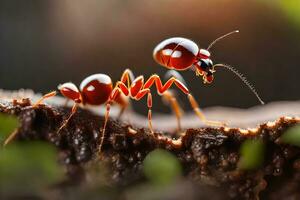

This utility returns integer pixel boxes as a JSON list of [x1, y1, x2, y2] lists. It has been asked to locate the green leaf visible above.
[[0, 113, 19, 144], [281, 124, 300, 146], [238, 139, 264, 170], [279, 0, 300, 28], [0, 142, 64, 196], [143, 149, 182, 185], [257, 0, 300, 29]]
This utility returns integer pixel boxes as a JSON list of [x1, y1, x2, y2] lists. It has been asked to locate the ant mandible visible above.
[[153, 30, 265, 104], [13, 69, 222, 154]]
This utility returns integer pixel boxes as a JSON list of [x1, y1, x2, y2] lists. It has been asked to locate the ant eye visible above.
[[199, 59, 213, 71], [58, 82, 81, 102]]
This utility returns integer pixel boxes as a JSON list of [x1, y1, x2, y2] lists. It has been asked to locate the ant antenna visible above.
[[213, 64, 265, 105], [207, 30, 239, 50]]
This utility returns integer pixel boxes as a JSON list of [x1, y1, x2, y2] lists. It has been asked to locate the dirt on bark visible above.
[[1, 97, 300, 200]]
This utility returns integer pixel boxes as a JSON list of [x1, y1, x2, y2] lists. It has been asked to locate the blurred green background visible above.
[[0, 0, 300, 113]]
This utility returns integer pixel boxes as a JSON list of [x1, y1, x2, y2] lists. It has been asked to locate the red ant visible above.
[[153, 30, 265, 104], [3, 30, 264, 154], [4, 69, 223, 152]]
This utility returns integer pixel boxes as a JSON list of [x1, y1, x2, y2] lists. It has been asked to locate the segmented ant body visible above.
[[4, 30, 265, 155], [22, 69, 222, 154], [153, 30, 265, 104]]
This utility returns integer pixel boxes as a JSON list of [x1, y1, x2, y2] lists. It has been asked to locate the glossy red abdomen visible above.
[[80, 74, 113, 105], [153, 37, 199, 70]]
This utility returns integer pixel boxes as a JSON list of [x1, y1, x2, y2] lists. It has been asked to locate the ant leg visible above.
[[98, 88, 122, 155], [162, 90, 183, 132], [135, 88, 153, 133], [144, 75, 224, 127], [5, 90, 60, 143], [3, 129, 18, 147], [163, 70, 186, 131], [120, 68, 135, 87], [144, 75, 189, 95], [114, 81, 130, 119], [57, 103, 78, 134], [98, 102, 111, 155], [147, 93, 153, 133], [32, 91, 57, 108], [187, 94, 225, 126]]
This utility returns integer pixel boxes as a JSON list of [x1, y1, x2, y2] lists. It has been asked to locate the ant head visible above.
[[195, 57, 215, 84], [194, 30, 240, 84]]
